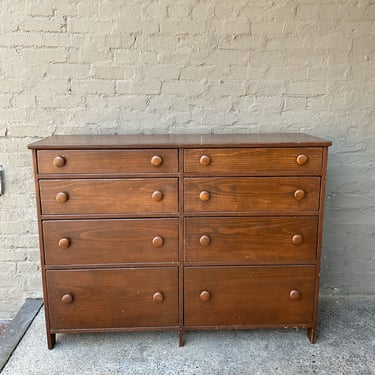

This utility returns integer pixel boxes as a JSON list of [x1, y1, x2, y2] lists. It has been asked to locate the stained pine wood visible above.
[[37, 149, 178, 174], [184, 217, 318, 263], [43, 219, 179, 265], [39, 178, 178, 215], [46, 268, 178, 329], [28, 133, 331, 150], [184, 177, 321, 212], [29, 133, 330, 348], [184, 147, 323, 175], [184, 266, 315, 326]]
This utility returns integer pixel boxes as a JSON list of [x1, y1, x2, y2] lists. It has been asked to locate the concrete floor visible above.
[[1, 296, 374, 375]]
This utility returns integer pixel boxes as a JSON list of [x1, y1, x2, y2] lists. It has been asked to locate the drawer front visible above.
[[184, 148, 323, 175], [46, 268, 178, 329], [37, 149, 178, 174], [184, 217, 318, 263], [184, 177, 320, 212], [184, 266, 315, 326], [39, 178, 178, 215], [43, 219, 179, 265]]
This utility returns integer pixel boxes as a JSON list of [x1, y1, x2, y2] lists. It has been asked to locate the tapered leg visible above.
[[307, 327, 316, 344], [47, 333, 56, 350], [178, 328, 185, 347]]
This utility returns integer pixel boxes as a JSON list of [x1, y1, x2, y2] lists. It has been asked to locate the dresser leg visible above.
[[178, 328, 185, 347], [47, 333, 56, 350], [307, 327, 316, 344]]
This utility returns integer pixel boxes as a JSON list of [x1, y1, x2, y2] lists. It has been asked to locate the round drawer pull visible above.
[[151, 190, 163, 202], [293, 189, 305, 201], [200, 290, 211, 302], [53, 156, 66, 168], [151, 155, 163, 167], [58, 237, 71, 249], [289, 289, 301, 301], [56, 191, 69, 203], [199, 191, 210, 202], [296, 154, 308, 166], [61, 293, 73, 304], [152, 236, 164, 247], [152, 292, 164, 303], [199, 235, 211, 246], [292, 234, 304, 245], [199, 155, 211, 166]]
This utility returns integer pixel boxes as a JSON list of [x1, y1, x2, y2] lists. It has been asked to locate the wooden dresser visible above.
[[28, 133, 331, 349]]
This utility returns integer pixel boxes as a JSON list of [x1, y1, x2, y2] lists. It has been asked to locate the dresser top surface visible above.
[[28, 133, 331, 149]]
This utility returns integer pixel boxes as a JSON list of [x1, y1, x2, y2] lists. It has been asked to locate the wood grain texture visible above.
[[28, 133, 331, 150], [184, 147, 323, 175], [43, 219, 179, 265], [39, 178, 178, 215], [37, 149, 178, 174], [184, 266, 315, 326], [184, 177, 320, 212], [46, 268, 178, 329], [184, 217, 318, 263], [29, 134, 330, 347]]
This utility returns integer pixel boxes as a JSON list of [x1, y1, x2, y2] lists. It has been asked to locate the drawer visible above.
[[184, 266, 315, 326], [184, 177, 320, 212], [184, 217, 318, 263], [37, 149, 178, 174], [46, 268, 178, 329], [43, 219, 179, 265], [184, 148, 323, 175], [39, 178, 178, 215]]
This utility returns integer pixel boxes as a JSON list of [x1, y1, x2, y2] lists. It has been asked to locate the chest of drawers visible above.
[[29, 133, 330, 349]]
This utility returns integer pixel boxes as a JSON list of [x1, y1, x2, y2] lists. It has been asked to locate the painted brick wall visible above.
[[0, 0, 374, 318]]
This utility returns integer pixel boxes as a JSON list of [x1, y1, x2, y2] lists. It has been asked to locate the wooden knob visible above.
[[151, 190, 163, 201], [289, 289, 301, 301], [58, 237, 71, 249], [292, 234, 304, 245], [293, 189, 305, 201], [53, 156, 66, 168], [152, 292, 164, 303], [199, 191, 210, 202], [152, 236, 164, 247], [199, 155, 211, 166], [199, 235, 211, 246], [61, 293, 73, 304], [296, 154, 308, 166], [56, 191, 69, 203], [151, 155, 163, 167], [200, 290, 211, 302]]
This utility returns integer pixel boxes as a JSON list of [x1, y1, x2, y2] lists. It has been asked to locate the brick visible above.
[[218, 35, 261, 50], [142, 66, 180, 80], [114, 50, 139, 64], [21, 48, 68, 64], [114, 20, 159, 34], [47, 63, 90, 79], [91, 65, 133, 80], [297, 4, 319, 20], [160, 20, 206, 35], [206, 50, 249, 66], [71, 79, 115, 95], [19, 16, 66, 32], [117, 80, 161, 95], [161, 80, 205, 96], [67, 18, 114, 33], [38, 94, 84, 109], [0, 94, 12, 107], [0, 32, 44, 47], [287, 81, 326, 96], [205, 81, 246, 98]]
